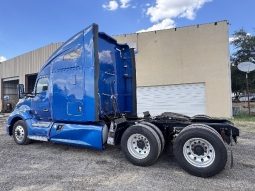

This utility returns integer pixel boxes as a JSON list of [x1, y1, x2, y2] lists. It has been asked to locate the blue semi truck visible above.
[[5, 24, 239, 177]]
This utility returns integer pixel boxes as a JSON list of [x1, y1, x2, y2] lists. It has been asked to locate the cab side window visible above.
[[36, 77, 49, 94]]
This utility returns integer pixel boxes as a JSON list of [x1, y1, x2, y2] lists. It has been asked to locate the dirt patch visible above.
[[0, 115, 255, 191]]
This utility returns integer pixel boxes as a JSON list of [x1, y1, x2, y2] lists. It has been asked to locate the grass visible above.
[[231, 114, 255, 133], [232, 114, 255, 122]]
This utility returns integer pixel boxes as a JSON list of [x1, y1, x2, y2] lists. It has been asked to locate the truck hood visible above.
[[15, 97, 32, 110]]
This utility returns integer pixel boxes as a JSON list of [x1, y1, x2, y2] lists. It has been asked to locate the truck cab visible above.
[[6, 24, 136, 149]]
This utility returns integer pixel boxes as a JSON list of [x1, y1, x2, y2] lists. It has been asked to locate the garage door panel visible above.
[[137, 83, 205, 117]]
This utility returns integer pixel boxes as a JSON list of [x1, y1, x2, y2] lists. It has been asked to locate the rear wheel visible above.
[[12, 120, 31, 145], [173, 125, 227, 177], [121, 124, 161, 166]]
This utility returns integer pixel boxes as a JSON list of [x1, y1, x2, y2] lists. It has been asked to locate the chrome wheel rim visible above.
[[127, 133, 150, 159], [183, 138, 215, 168], [14, 125, 25, 142]]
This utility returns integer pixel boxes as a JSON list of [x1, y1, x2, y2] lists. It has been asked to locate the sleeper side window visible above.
[[36, 77, 49, 94]]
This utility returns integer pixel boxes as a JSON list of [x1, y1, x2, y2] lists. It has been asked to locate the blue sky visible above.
[[0, 0, 254, 60]]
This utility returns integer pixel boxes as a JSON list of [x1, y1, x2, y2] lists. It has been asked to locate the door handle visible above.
[[43, 109, 49, 112]]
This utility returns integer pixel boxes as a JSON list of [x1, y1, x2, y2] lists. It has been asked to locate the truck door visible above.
[[30, 76, 52, 136]]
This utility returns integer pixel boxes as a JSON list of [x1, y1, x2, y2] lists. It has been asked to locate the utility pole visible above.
[[245, 73, 250, 115]]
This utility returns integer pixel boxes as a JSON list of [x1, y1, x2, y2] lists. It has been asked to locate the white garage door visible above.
[[137, 83, 206, 117]]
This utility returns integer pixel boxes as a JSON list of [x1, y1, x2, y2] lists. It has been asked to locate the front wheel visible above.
[[12, 120, 31, 145], [173, 124, 227, 177]]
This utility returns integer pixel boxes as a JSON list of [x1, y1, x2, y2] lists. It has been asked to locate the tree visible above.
[[231, 29, 255, 99]]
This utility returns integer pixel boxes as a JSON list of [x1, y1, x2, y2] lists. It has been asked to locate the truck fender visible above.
[[7, 105, 33, 135]]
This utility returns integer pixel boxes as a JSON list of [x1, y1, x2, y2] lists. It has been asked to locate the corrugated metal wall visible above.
[[0, 43, 62, 79], [0, 43, 62, 111]]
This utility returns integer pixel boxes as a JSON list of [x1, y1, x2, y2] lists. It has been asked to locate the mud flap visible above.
[[230, 130, 234, 168]]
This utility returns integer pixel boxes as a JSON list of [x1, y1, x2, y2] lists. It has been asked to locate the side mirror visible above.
[[17, 84, 25, 99]]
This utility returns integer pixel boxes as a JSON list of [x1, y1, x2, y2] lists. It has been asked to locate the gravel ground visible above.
[[0, 115, 255, 191]]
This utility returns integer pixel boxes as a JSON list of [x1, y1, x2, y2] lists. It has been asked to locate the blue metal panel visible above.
[[6, 103, 52, 138], [25, 118, 52, 137], [8, 103, 32, 122], [83, 25, 99, 121], [38, 64, 51, 77], [31, 81, 51, 121], [49, 123, 104, 150], [51, 43, 85, 122], [116, 45, 136, 116], [50, 24, 99, 122], [46, 31, 84, 64], [98, 33, 136, 117], [98, 36, 117, 115]]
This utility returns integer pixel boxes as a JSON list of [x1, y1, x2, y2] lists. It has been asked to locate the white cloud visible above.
[[103, 0, 131, 10], [138, 18, 175, 32], [147, 0, 212, 22], [0, 55, 7, 62], [102, 0, 119, 11], [140, 0, 212, 32], [120, 0, 131, 8]]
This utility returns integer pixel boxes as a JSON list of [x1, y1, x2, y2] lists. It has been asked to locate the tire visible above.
[[121, 124, 161, 166], [181, 124, 223, 141], [12, 120, 31, 145], [140, 121, 165, 153], [173, 125, 227, 177]]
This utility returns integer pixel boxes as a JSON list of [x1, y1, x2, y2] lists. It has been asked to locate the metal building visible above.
[[0, 21, 232, 117], [0, 43, 63, 111]]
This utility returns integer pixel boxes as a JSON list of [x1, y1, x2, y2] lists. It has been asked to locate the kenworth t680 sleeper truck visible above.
[[5, 24, 239, 177]]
